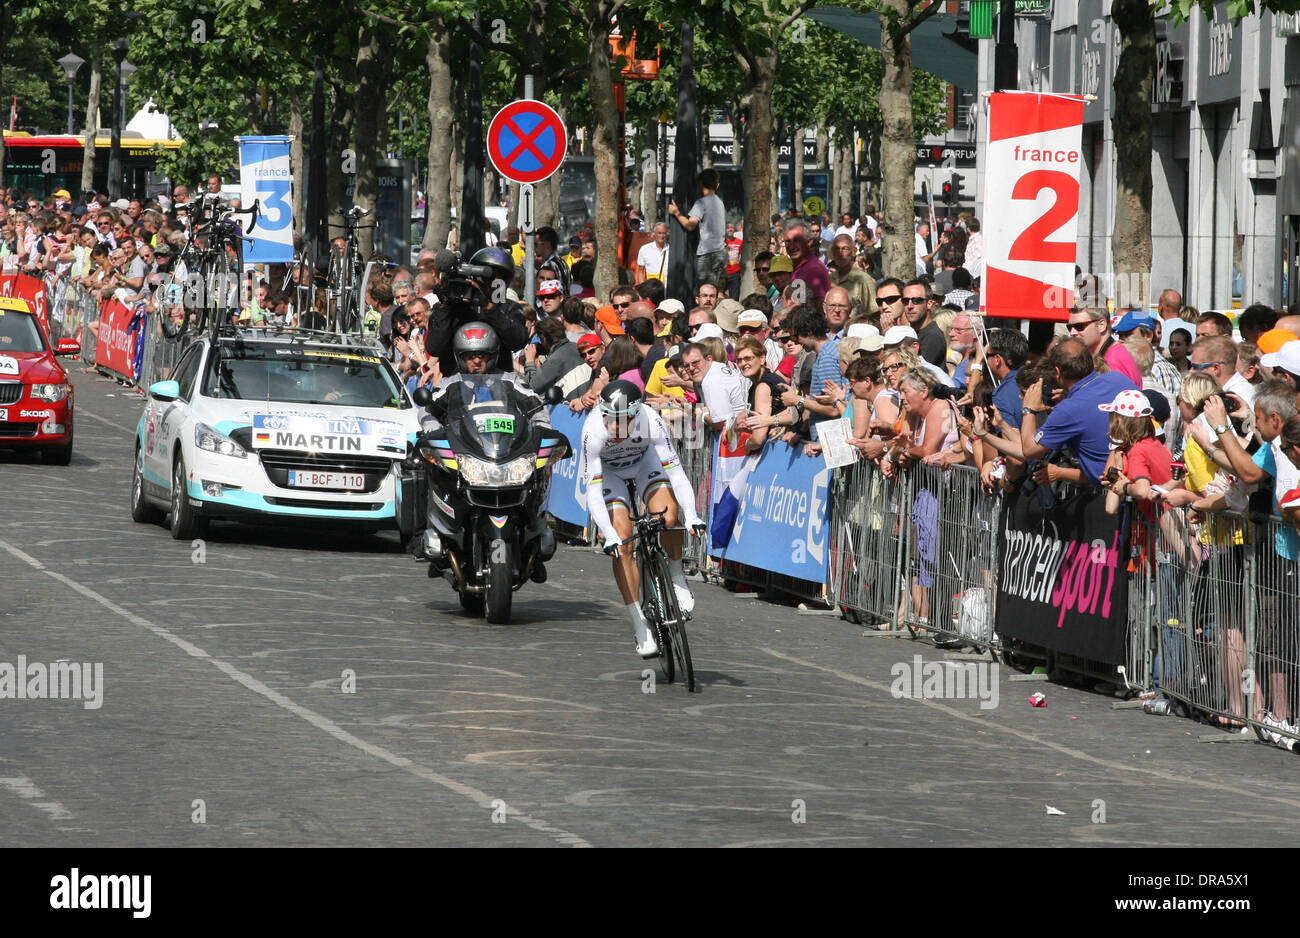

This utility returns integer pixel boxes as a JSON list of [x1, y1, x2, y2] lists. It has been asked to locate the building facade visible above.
[[977, 1, 1296, 311]]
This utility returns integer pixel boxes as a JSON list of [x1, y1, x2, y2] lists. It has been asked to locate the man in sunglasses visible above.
[[1065, 305, 1143, 388], [875, 277, 906, 331], [901, 279, 947, 367], [610, 285, 639, 322], [1191, 334, 1255, 406]]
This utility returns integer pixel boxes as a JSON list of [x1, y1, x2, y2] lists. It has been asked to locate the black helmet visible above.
[[598, 379, 643, 421], [453, 321, 500, 366], [470, 245, 514, 284]]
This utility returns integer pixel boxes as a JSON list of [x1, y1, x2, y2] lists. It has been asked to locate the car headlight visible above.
[[195, 423, 248, 458], [458, 454, 535, 487], [30, 382, 68, 402]]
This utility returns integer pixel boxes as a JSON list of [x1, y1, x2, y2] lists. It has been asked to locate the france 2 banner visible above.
[[982, 93, 1085, 322], [238, 135, 294, 263]]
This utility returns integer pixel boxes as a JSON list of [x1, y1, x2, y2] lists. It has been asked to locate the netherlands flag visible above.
[[710, 428, 760, 549]]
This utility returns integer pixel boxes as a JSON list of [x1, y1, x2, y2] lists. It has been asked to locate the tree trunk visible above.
[[288, 88, 305, 238], [701, 120, 713, 169], [352, 21, 383, 258], [423, 19, 453, 251], [880, 0, 917, 280], [80, 52, 102, 195], [836, 137, 853, 217], [588, 0, 621, 301], [740, 50, 777, 298], [816, 125, 828, 171], [792, 127, 805, 216], [642, 124, 658, 226], [1110, 0, 1155, 302], [327, 79, 352, 232]]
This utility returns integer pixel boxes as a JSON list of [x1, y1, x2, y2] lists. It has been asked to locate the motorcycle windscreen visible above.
[[443, 374, 533, 462]]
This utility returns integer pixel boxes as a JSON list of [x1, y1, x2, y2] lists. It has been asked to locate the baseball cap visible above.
[[1280, 486, 1300, 513], [1114, 311, 1156, 334], [883, 325, 918, 346], [655, 298, 685, 317], [857, 334, 885, 353], [846, 322, 880, 340], [737, 309, 769, 328], [52, 188, 71, 199], [963, 294, 981, 311], [694, 323, 725, 342], [769, 255, 793, 274], [71, 205, 87, 218], [1257, 328, 1299, 355], [1261, 340, 1300, 374], [577, 333, 603, 352], [112, 198, 129, 210], [1142, 389, 1171, 426], [1098, 389, 1153, 417], [537, 279, 563, 297], [594, 305, 625, 336]]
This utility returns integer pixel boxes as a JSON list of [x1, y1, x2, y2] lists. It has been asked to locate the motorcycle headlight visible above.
[[195, 423, 248, 458], [30, 382, 68, 403], [458, 454, 535, 487]]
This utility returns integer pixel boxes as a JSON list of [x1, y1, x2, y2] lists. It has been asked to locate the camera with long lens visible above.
[[433, 250, 495, 305]]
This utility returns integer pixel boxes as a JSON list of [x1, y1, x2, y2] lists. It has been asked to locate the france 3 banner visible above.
[[982, 92, 1085, 321], [995, 486, 1129, 666], [707, 433, 831, 583], [543, 406, 590, 528], [237, 135, 294, 263]]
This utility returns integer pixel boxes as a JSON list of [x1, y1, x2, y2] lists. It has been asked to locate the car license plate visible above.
[[288, 470, 366, 490]]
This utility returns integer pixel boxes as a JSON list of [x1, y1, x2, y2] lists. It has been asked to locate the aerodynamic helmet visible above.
[[597, 379, 643, 422]]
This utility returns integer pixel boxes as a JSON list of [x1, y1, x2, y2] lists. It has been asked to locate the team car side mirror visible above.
[[544, 385, 564, 407], [411, 387, 432, 408], [148, 380, 181, 402], [54, 337, 81, 357]]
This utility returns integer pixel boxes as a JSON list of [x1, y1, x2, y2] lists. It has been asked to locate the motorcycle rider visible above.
[[418, 321, 557, 581], [424, 246, 528, 377], [582, 380, 706, 658]]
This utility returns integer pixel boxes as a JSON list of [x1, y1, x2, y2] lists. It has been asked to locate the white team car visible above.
[[131, 329, 424, 541]]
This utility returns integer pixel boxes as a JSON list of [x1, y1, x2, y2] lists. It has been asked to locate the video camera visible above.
[[433, 249, 496, 305]]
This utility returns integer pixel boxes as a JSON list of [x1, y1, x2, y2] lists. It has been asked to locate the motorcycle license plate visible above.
[[483, 417, 514, 434], [288, 470, 366, 490]]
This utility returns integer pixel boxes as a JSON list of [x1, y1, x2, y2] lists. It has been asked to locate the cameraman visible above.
[[424, 246, 527, 376]]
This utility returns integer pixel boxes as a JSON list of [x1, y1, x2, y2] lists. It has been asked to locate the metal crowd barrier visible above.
[[1135, 506, 1300, 746]]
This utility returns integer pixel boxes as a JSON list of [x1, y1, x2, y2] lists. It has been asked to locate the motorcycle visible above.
[[410, 376, 569, 623]]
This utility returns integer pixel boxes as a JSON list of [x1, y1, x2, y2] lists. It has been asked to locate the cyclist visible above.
[[582, 380, 706, 657]]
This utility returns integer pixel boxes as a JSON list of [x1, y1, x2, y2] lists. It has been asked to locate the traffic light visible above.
[[951, 175, 965, 202], [941, 181, 954, 205]]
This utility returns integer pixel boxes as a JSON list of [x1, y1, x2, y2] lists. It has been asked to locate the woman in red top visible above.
[[724, 222, 743, 300], [1098, 390, 1173, 519]]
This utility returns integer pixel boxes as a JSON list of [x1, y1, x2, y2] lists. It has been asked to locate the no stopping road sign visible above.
[[488, 100, 568, 185]]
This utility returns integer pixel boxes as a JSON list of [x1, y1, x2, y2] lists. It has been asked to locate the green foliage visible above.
[[1165, 0, 1300, 24]]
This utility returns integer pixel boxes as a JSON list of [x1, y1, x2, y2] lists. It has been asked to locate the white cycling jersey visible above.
[[581, 406, 703, 548]]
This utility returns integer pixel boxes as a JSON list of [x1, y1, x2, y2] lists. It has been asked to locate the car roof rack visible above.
[[216, 324, 383, 349]]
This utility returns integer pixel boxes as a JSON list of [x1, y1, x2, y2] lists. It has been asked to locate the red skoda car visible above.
[[0, 296, 78, 464]]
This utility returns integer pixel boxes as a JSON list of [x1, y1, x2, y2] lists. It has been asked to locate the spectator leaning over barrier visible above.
[[1019, 336, 1140, 486], [1260, 339, 1300, 410], [983, 327, 1028, 431], [1191, 334, 1254, 407], [733, 336, 787, 452], [780, 306, 847, 440], [680, 329, 746, 431], [525, 316, 589, 398]]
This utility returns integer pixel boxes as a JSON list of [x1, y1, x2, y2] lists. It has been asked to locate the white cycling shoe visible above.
[[636, 634, 660, 658], [673, 583, 696, 614]]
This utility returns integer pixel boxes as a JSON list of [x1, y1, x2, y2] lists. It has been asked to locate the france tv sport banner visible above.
[[982, 92, 1085, 322], [708, 437, 831, 583], [93, 298, 137, 381], [995, 486, 1129, 666], [238, 135, 294, 263], [543, 405, 590, 528]]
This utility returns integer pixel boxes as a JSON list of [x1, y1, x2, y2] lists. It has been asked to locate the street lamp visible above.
[[56, 52, 84, 136]]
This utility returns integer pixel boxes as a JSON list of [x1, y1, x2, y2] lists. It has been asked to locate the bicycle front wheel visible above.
[[639, 547, 674, 684], [653, 553, 695, 692]]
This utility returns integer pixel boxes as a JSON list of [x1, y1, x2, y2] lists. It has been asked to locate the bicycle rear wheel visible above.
[[639, 546, 674, 684], [158, 265, 195, 340], [652, 552, 695, 692]]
